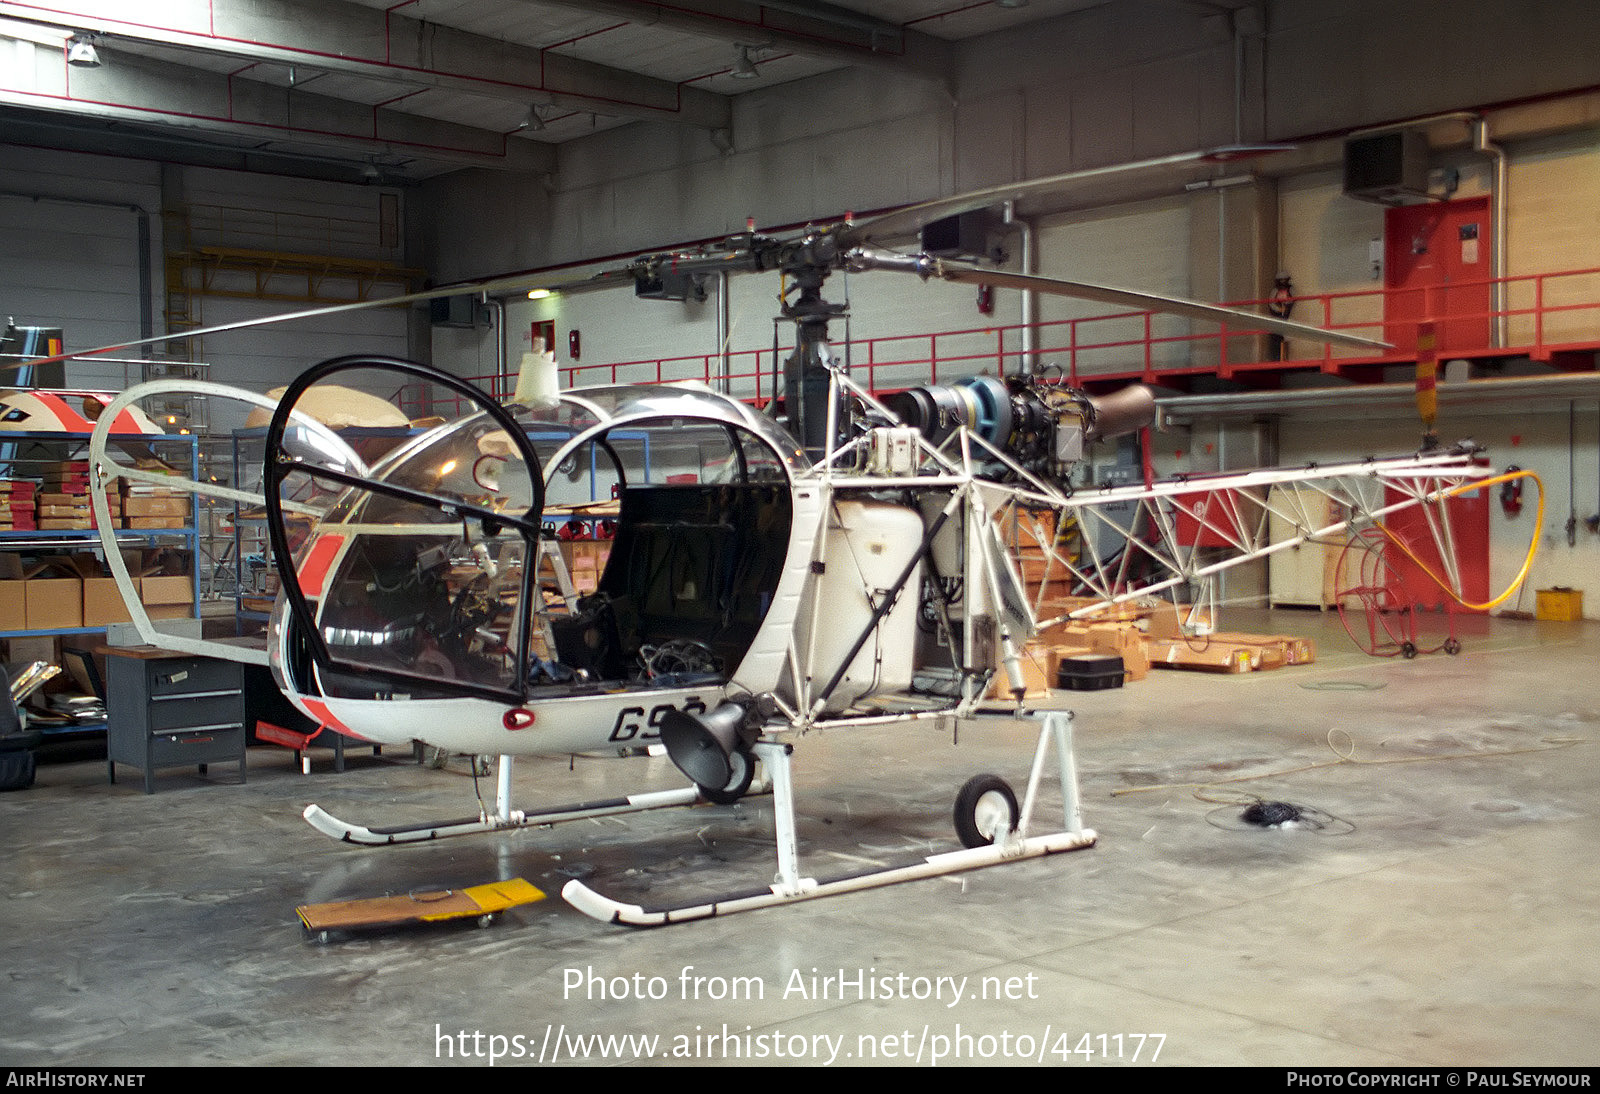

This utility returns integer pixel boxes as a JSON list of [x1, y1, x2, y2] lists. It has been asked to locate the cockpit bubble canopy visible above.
[[264, 356, 545, 703]]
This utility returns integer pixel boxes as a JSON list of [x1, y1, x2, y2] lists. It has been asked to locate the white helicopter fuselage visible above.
[[258, 378, 987, 767]]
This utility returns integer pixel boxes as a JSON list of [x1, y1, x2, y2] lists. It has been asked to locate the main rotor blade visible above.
[[940, 265, 1390, 350], [9, 236, 787, 374], [848, 248, 1390, 351], [840, 144, 1293, 247], [2, 266, 638, 373]]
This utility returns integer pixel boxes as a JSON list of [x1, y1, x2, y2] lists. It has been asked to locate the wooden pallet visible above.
[[999, 613, 1314, 692], [1144, 632, 1317, 674]]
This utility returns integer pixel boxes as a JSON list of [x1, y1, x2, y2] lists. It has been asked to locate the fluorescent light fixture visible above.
[[1183, 173, 1255, 192], [526, 289, 552, 300]]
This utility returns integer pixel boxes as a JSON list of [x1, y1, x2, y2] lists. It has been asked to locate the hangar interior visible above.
[[1, 0, 1597, 1068]]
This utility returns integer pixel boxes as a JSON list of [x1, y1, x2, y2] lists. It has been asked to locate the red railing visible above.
[[402, 265, 1600, 418]]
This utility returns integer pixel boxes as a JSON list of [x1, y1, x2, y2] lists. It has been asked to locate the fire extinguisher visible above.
[[976, 283, 994, 315], [1500, 465, 1524, 517]]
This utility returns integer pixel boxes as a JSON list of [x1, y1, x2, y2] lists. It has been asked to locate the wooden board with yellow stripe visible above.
[[297, 877, 544, 938]]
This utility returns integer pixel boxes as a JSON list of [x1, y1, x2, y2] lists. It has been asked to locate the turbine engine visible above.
[[880, 376, 1154, 483]]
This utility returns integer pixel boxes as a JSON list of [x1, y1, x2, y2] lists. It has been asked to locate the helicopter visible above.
[[55, 146, 1530, 925]]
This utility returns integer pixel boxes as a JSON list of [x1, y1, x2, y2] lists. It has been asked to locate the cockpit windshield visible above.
[[265, 361, 798, 706]]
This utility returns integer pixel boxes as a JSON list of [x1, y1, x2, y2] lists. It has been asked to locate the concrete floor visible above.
[[1, 608, 1596, 1068]]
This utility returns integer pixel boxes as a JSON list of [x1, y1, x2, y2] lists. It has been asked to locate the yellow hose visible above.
[[1376, 468, 1544, 612]]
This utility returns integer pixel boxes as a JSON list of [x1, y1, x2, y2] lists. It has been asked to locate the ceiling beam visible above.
[[0, 0, 733, 131], [507, 0, 956, 82], [1, 38, 557, 177], [0, 103, 455, 184]]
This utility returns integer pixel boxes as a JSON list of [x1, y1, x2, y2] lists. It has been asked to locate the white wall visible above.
[[0, 146, 159, 389], [1, 147, 415, 431], [1503, 131, 1600, 347]]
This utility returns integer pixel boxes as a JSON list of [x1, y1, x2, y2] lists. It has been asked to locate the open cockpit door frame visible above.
[[262, 356, 546, 706], [514, 385, 809, 706], [88, 379, 368, 667]]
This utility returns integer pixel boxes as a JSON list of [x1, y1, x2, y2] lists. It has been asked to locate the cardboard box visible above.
[[556, 541, 610, 594], [1212, 631, 1317, 666], [140, 574, 195, 620], [1043, 619, 1150, 681], [4, 636, 58, 667], [0, 555, 26, 631], [16, 554, 126, 630], [0, 549, 194, 632], [558, 540, 611, 569], [0, 593, 24, 630], [24, 572, 82, 629], [83, 577, 135, 627], [1145, 637, 1261, 673], [123, 496, 190, 518]]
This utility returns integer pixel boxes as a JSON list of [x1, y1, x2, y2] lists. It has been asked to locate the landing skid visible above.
[[304, 744, 776, 845], [563, 711, 1097, 925], [304, 786, 705, 845], [563, 830, 1097, 925]]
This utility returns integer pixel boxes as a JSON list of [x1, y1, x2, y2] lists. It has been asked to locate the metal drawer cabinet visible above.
[[105, 648, 246, 794]]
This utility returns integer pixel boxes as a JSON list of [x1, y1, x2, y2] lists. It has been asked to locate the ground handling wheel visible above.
[[954, 774, 1019, 849]]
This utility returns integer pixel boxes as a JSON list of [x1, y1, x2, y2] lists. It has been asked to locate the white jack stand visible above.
[[562, 710, 1098, 926]]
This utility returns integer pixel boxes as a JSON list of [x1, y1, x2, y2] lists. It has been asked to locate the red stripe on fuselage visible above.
[[297, 534, 346, 598], [296, 698, 365, 740]]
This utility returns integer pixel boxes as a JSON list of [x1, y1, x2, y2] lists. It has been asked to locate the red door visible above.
[[1382, 476, 1491, 614], [1384, 197, 1492, 354]]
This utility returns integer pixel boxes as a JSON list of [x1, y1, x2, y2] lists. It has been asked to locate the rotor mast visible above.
[[780, 248, 849, 461]]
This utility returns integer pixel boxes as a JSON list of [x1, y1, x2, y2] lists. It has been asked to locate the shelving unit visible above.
[[1, 428, 202, 737], [1, 429, 201, 633], [226, 424, 416, 634]]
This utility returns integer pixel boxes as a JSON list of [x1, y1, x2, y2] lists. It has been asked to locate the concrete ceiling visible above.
[[0, 0, 1164, 185]]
